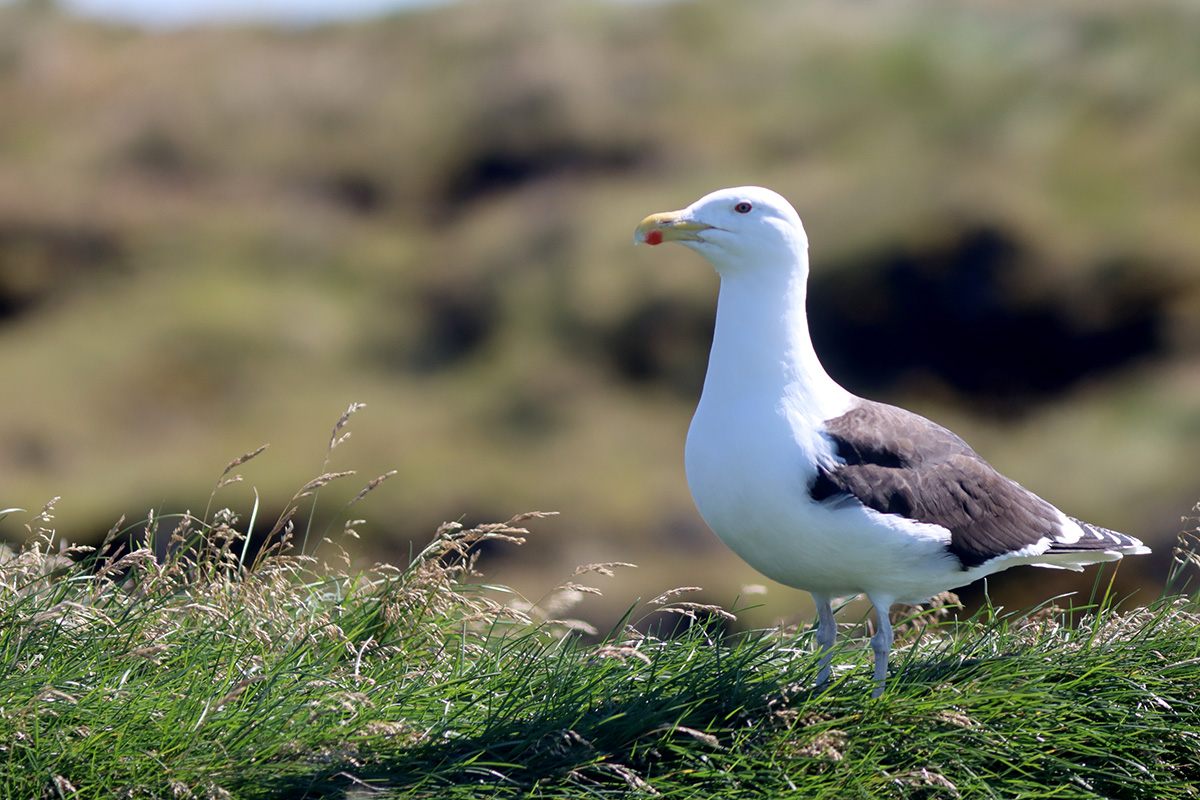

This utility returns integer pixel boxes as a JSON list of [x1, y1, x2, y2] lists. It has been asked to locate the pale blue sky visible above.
[[58, 0, 452, 27], [15, 0, 660, 29]]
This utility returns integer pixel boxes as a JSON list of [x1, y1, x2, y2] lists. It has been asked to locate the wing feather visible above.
[[809, 401, 1060, 569]]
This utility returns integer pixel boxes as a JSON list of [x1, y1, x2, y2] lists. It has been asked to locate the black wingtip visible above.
[[1054, 517, 1150, 555]]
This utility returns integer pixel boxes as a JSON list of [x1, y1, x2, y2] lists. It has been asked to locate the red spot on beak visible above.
[[644, 230, 663, 246]]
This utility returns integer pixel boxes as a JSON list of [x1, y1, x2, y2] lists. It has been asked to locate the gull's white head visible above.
[[634, 186, 808, 277]]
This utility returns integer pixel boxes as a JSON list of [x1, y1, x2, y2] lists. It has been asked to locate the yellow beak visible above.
[[634, 210, 714, 246]]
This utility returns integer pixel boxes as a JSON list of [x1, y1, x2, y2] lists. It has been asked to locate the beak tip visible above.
[[635, 212, 680, 247]]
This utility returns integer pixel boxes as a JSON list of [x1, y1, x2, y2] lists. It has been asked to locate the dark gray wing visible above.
[[808, 401, 1060, 570]]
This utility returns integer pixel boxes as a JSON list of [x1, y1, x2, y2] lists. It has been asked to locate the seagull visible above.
[[634, 186, 1150, 696]]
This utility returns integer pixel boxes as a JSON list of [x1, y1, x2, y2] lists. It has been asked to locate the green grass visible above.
[[2, 423, 1199, 798]]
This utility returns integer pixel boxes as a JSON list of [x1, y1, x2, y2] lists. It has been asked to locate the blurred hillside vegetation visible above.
[[1, 0, 1198, 625]]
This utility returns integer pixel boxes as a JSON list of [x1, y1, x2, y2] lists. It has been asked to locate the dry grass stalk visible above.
[[593, 644, 653, 665], [572, 562, 636, 578], [654, 602, 737, 622], [210, 444, 270, 498], [347, 471, 397, 508], [648, 587, 704, 605], [329, 402, 367, 453], [891, 590, 963, 644]]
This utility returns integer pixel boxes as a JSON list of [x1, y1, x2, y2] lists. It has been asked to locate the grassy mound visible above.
[[2, 416, 1197, 798]]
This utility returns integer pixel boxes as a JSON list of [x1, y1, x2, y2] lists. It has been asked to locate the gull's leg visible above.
[[812, 592, 836, 686], [867, 595, 895, 698]]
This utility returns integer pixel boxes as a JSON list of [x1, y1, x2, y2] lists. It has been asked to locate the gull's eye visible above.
[[734, 202, 752, 214]]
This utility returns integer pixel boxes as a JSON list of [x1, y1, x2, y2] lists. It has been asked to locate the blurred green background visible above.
[[1, 0, 1197, 629]]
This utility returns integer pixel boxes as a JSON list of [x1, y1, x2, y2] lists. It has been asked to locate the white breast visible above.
[[684, 389, 959, 603]]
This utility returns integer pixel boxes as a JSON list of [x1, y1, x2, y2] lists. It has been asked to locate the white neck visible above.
[[700, 254, 852, 426]]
